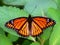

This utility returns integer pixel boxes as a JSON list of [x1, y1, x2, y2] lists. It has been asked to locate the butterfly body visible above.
[[27, 15, 32, 34], [5, 15, 55, 37]]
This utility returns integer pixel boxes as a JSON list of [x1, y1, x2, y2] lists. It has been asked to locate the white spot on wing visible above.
[[47, 19, 49, 22], [11, 20, 13, 24]]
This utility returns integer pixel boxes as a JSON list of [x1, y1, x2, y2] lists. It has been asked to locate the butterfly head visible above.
[[28, 15, 31, 18], [27, 15, 33, 21]]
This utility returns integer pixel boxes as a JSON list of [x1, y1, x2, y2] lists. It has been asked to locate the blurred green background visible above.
[[0, 0, 60, 45]]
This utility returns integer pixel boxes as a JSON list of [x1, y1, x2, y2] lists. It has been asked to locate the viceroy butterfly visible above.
[[5, 15, 55, 37]]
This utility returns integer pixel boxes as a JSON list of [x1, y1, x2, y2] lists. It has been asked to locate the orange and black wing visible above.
[[18, 22, 29, 37], [31, 21, 42, 36], [31, 17, 55, 36], [33, 17, 55, 29], [5, 17, 29, 37]]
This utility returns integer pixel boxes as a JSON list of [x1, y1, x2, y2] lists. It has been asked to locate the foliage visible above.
[[0, 0, 60, 45]]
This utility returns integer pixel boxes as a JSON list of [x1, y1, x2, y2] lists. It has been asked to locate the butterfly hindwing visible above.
[[18, 22, 29, 37], [31, 21, 42, 36]]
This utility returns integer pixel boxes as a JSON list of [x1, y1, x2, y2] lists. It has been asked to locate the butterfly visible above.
[[5, 15, 55, 37]]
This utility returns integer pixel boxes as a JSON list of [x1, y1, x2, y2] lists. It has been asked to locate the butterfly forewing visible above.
[[33, 17, 55, 29], [31, 22, 42, 36], [18, 22, 29, 37], [6, 18, 27, 31], [13, 18, 27, 30]]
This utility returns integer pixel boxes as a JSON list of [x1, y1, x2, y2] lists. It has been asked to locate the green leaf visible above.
[[22, 40, 32, 45], [0, 6, 37, 41], [30, 42, 40, 45], [0, 35, 12, 45], [0, 27, 5, 36], [7, 34, 19, 42], [40, 27, 52, 40], [0, 6, 28, 37], [24, 0, 57, 16], [27, 36, 36, 42], [47, 8, 60, 22], [54, 0, 60, 9], [3, 0, 29, 5], [49, 23, 60, 45], [44, 39, 49, 45]]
